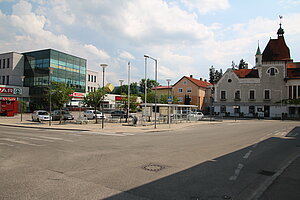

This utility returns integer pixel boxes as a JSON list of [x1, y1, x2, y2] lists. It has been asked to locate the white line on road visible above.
[[21, 137, 55, 142], [88, 132, 126, 137], [0, 138, 42, 146], [243, 150, 253, 159], [0, 142, 14, 147], [229, 163, 244, 181], [36, 136, 74, 142]]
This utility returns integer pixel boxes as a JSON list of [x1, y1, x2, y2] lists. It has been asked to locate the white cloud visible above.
[[119, 51, 135, 60], [180, 0, 230, 14]]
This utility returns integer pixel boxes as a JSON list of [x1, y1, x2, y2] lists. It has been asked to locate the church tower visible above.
[[255, 42, 262, 66]]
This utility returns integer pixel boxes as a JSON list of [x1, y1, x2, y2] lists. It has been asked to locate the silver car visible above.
[[83, 110, 106, 120], [32, 110, 51, 122]]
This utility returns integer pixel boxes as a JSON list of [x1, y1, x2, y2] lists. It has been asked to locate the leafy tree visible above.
[[209, 66, 223, 84], [130, 82, 139, 95], [139, 79, 159, 93], [140, 91, 156, 103], [238, 59, 248, 69], [120, 94, 140, 112], [83, 89, 106, 124], [47, 82, 74, 123]]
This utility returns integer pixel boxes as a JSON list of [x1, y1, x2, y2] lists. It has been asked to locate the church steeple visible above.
[[277, 15, 284, 37], [255, 41, 262, 66]]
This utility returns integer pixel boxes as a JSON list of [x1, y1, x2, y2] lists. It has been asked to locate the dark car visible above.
[[51, 110, 74, 121], [111, 110, 130, 118]]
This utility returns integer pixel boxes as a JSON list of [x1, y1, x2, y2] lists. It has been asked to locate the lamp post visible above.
[[127, 62, 131, 123], [48, 69, 53, 126], [166, 79, 171, 127], [144, 55, 158, 129], [20, 76, 25, 122], [144, 57, 148, 123], [119, 79, 124, 122], [100, 64, 108, 129]]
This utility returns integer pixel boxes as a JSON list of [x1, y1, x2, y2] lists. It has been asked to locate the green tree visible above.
[[140, 91, 156, 103], [47, 82, 74, 123], [209, 66, 223, 83], [139, 79, 159, 93], [83, 89, 106, 124]]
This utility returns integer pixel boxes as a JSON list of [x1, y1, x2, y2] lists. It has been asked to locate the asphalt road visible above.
[[0, 120, 299, 200]]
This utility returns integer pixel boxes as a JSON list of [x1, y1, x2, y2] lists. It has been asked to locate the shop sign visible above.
[[1, 97, 17, 101], [69, 92, 84, 98], [115, 96, 125, 101], [0, 87, 22, 94]]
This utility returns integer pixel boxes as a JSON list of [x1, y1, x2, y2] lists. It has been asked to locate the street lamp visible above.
[[119, 79, 124, 123], [100, 64, 108, 129], [48, 69, 53, 126], [144, 55, 158, 129], [166, 79, 171, 126], [20, 76, 25, 122], [127, 62, 131, 123]]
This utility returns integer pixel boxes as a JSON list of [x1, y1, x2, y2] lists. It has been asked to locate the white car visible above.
[[83, 110, 106, 120], [32, 110, 51, 121], [187, 112, 204, 120]]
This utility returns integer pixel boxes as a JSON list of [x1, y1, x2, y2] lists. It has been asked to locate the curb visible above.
[[250, 155, 300, 200]]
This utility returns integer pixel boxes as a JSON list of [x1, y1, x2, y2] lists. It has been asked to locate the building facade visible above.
[[214, 24, 300, 118], [172, 75, 212, 110], [86, 69, 100, 93]]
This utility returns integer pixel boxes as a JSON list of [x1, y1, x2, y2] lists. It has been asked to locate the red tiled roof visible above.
[[233, 69, 259, 78], [151, 86, 172, 90], [287, 62, 300, 78], [262, 36, 291, 61], [185, 76, 212, 88]]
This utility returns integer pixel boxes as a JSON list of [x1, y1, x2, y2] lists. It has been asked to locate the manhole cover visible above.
[[259, 170, 276, 176], [143, 164, 165, 172]]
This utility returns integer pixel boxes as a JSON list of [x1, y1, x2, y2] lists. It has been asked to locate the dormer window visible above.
[[267, 67, 279, 76]]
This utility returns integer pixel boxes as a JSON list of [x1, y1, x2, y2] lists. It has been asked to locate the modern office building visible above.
[[0, 49, 87, 113]]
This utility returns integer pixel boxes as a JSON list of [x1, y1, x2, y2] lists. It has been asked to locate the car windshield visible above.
[[38, 111, 48, 115]]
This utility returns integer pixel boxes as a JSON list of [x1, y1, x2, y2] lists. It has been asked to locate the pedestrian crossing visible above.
[[0, 130, 137, 147]]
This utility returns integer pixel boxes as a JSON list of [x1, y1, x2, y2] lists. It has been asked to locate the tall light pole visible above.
[[127, 62, 131, 123], [144, 56, 148, 123], [48, 69, 53, 126], [100, 64, 108, 129], [144, 55, 158, 129], [20, 76, 25, 122], [119, 79, 124, 122], [166, 79, 171, 126]]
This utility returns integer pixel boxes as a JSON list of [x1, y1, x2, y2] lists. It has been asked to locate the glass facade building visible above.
[[24, 49, 86, 96]]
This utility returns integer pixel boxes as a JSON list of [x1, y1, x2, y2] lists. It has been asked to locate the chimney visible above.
[[200, 78, 202, 81], [190, 75, 193, 78], [204, 79, 207, 82]]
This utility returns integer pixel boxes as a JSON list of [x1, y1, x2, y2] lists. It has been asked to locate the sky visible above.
[[1, 0, 300, 86]]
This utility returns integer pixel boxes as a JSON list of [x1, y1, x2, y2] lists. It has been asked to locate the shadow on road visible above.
[[104, 127, 300, 200]]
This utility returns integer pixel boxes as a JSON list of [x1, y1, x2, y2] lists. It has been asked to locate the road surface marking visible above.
[[0, 142, 14, 147], [88, 132, 126, 137], [243, 150, 253, 159], [0, 138, 42, 146], [21, 137, 55, 142], [229, 163, 244, 181], [36, 136, 74, 142]]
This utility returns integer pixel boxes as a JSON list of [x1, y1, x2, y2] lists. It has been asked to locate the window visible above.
[[221, 91, 226, 100], [178, 97, 183, 102], [3, 59, 5, 69], [91, 75, 93, 82], [0, 59, 1, 69], [178, 88, 183, 93], [220, 105, 226, 113], [228, 79, 232, 83], [2, 76, 5, 85], [6, 75, 9, 85], [249, 90, 255, 100], [94, 76, 96, 82], [234, 90, 240, 100], [264, 90, 270, 100], [293, 86, 297, 99], [267, 67, 279, 76], [234, 106, 240, 113], [183, 81, 187, 85], [249, 106, 255, 114], [289, 86, 292, 99], [7, 58, 9, 68], [187, 88, 192, 93], [88, 74, 90, 82], [88, 86, 90, 92]]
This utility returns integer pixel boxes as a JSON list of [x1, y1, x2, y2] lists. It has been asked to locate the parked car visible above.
[[32, 110, 51, 122], [187, 112, 204, 120], [51, 110, 74, 121], [83, 110, 106, 120], [111, 110, 132, 118]]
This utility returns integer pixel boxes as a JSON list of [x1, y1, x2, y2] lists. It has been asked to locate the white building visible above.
[[214, 24, 300, 118]]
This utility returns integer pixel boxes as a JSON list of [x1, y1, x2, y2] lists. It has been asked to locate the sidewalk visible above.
[[258, 155, 300, 200], [0, 113, 227, 133]]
